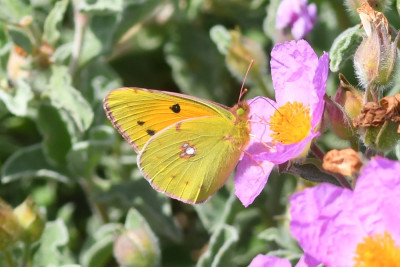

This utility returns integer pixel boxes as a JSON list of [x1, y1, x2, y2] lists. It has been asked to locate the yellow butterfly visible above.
[[103, 88, 250, 204]]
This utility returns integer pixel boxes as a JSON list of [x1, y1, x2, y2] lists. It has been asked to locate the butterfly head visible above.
[[231, 101, 250, 125]]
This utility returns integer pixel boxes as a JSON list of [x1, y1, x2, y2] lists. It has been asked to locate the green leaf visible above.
[[66, 125, 114, 178], [1, 144, 71, 184], [263, 0, 280, 41], [78, 0, 124, 14], [87, 14, 119, 55], [6, 25, 34, 54], [78, 27, 103, 68], [164, 24, 235, 104], [37, 103, 72, 166], [96, 179, 183, 243], [210, 25, 232, 55], [78, 0, 123, 14], [125, 208, 144, 229], [398, 0, 400, 15], [194, 187, 236, 232], [43, 0, 69, 47], [0, 0, 31, 23], [0, 79, 34, 116], [33, 219, 72, 266], [0, 28, 11, 75], [78, 59, 122, 105], [258, 227, 301, 252], [79, 223, 120, 267], [196, 224, 239, 267], [110, 0, 164, 42], [45, 66, 94, 133], [329, 25, 363, 72], [396, 142, 400, 160]]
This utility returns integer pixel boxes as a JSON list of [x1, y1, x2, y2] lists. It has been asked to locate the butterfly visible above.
[[103, 63, 254, 204]]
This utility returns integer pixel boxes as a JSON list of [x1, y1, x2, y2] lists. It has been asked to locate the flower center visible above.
[[354, 231, 400, 267], [269, 102, 311, 144]]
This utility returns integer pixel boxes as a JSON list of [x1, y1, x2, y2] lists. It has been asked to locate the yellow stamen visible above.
[[354, 231, 400, 267], [269, 102, 311, 144]]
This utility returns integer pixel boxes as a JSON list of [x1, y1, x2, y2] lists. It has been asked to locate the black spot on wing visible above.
[[146, 129, 155, 136], [170, 103, 181, 113], [137, 120, 145, 126]]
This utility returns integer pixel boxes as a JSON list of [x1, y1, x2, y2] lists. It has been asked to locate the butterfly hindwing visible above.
[[104, 88, 235, 152], [138, 116, 246, 204]]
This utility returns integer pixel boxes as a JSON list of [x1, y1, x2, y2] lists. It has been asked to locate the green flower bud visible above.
[[336, 74, 363, 118], [225, 29, 267, 83], [113, 228, 160, 267], [13, 197, 45, 244], [0, 199, 22, 250], [354, 3, 400, 91]]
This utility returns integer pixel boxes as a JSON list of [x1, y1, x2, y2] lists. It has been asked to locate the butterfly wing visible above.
[[104, 88, 233, 153], [138, 116, 249, 204]]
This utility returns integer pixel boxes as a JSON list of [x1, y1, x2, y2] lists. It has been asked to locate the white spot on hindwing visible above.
[[185, 146, 196, 155], [180, 143, 196, 159]]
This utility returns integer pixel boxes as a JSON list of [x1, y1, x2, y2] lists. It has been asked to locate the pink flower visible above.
[[248, 254, 316, 267], [235, 40, 328, 207], [276, 0, 317, 40], [290, 157, 400, 266], [248, 255, 291, 267]]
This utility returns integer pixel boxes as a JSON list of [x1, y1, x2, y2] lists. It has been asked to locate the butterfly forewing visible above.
[[104, 88, 234, 152], [138, 116, 249, 204]]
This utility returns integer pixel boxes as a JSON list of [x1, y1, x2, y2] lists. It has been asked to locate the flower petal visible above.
[[290, 183, 364, 266], [276, 0, 297, 29], [247, 97, 277, 143], [271, 40, 319, 107], [310, 52, 329, 127], [235, 142, 274, 207], [248, 254, 292, 267], [295, 254, 320, 267], [253, 132, 319, 164], [353, 157, 400, 242]]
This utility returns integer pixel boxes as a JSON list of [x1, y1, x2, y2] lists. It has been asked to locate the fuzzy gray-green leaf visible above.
[[329, 25, 363, 72], [43, 0, 69, 47]]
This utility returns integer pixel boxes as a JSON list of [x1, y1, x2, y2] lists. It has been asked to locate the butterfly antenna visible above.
[[238, 59, 254, 105]]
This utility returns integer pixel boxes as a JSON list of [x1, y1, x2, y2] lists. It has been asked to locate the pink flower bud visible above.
[[113, 228, 160, 267]]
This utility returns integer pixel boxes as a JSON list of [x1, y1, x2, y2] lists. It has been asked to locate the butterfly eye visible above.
[[237, 107, 245, 116]]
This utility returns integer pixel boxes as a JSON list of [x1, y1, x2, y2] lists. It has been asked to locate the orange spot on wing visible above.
[[176, 122, 182, 132]]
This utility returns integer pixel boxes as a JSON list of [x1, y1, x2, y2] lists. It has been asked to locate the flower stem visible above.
[[21, 243, 31, 267], [69, 0, 88, 77], [79, 178, 109, 223], [310, 143, 325, 161]]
